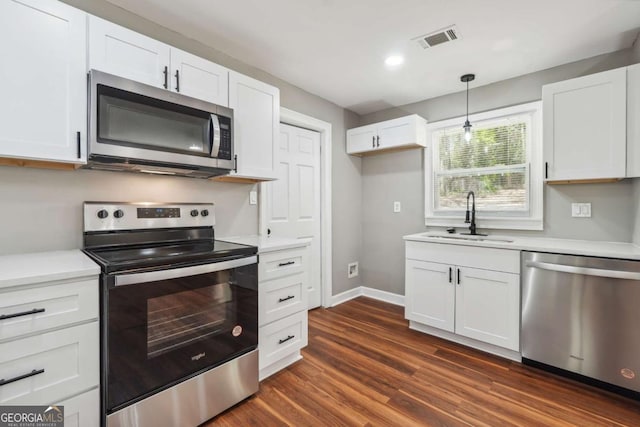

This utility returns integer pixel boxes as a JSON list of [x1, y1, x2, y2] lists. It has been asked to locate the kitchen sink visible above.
[[421, 233, 514, 243]]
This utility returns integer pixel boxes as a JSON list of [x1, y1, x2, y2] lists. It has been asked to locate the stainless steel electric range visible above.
[[82, 202, 259, 427]]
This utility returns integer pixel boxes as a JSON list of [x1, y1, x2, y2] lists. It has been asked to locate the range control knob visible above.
[[190, 209, 199, 217], [200, 209, 209, 217], [97, 209, 109, 219], [113, 209, 124, 219]]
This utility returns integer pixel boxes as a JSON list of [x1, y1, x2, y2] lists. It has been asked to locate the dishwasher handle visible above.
[[525, 260, 640, 281]]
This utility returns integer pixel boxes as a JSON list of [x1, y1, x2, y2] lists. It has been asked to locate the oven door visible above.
[[104, 256, 257, 413]]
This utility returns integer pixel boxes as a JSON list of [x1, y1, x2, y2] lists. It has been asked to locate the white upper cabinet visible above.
[[88, 16, 229, 106], [626, 63, 640, 178], [543, 67, 627, 181], [347, 114, 427, 156], [89, 15, 170, 89], [0, 0, 87, 164], [170, 48, 228, 106], [227, 71, 280, 181]]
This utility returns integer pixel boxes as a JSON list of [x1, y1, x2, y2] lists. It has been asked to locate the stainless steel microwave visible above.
[[86, 70, 234, 178]]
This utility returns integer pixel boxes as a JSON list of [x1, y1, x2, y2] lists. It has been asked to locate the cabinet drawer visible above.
[[259, 247, 307, 281], [259, 273, 308, 326], [0, 279, 98, 342], [0, 322, 99, 405], [259, 311, 308, 369], [406, 241, 519, 274], [55, 388, 100, 427]]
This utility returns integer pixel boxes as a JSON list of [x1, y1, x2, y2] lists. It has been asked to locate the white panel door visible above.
[[346, 125, 377, 154], [543, 67, 626, 180], [228, 71, 280, 180], [170, 48, 229, 106], [455, 267, 520, 351], [0, 0, 86, 163], [405, 259, 455, 333], [266, 124, 321, 308], [89, 15, 170, 88]]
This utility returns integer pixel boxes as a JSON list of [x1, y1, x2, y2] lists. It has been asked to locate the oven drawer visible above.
[[0, 279, 98, 342], [259, 247, 307, 281], [259, 273, 308, 326], [259, 311, 308, 369], [0, 322, 99, 405]]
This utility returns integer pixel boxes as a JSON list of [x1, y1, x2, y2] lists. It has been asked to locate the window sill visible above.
[[425, 216, 543, 231]]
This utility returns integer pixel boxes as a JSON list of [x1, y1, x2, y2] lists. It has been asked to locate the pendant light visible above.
[[461, 73, 475, 142]]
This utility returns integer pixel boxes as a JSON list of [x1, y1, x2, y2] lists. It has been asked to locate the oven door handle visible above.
[[114, 255, 257, 286]]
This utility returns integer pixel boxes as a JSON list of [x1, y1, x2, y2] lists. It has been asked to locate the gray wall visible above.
[[1, 0, 363, 296], [359, 48, 638, 295]]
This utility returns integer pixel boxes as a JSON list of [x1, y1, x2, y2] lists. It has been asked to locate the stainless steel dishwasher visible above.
[[521, 251, 640, 394]]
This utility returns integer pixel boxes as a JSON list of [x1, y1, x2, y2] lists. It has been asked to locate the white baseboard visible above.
[[330, 287, 362, 307], [331, 286, 404, 307]]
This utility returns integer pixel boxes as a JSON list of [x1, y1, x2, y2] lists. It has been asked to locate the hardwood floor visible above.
[[209, 297, 640, 426]]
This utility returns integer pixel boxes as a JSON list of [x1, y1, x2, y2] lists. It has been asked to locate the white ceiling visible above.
[[106, 0, 640, 115]]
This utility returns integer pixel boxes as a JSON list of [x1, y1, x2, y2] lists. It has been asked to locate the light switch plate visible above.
[[249, 191, 257, 205], [571, 202, 591, 217], [393, 201, 401, 213]]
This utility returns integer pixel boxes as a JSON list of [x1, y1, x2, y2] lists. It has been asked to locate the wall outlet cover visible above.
[[571, 202, 591, 218], [347, 261, 359, 278], [393, 201, 401, 213]]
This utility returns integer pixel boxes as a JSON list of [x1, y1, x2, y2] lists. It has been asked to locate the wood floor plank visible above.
[[208, 297, 640, 426]]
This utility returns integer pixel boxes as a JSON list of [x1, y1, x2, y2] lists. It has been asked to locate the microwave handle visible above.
[[210, 114, 221, 157]]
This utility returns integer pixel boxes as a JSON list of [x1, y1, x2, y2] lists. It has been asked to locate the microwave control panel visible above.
[[217, 116, 232, 160]]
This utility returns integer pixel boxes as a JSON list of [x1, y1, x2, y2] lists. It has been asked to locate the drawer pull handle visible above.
[[0, 308, 45, 321], [278, 335, 295, 345], [278, 295, 295, 303], [0, 369, 45, 387], [278, 261, 295, 267]]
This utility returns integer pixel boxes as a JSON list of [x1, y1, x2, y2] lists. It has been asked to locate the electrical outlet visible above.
[[571, 202, 591, 218], [347, 262, 359, 278], [393, 201, 401, 213], [249, 191, 257, 205]]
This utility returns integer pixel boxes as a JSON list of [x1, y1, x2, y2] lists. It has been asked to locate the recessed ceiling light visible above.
[[385, 55, 404, 67]]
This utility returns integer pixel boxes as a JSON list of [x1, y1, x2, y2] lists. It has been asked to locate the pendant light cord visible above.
[[466, 80, 469, 121]]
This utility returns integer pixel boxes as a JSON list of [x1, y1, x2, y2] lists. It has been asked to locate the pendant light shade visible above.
[[461, 74, 475, 142]]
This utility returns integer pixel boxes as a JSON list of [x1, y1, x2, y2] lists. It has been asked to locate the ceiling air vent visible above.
[[414, 25, 461, 49]]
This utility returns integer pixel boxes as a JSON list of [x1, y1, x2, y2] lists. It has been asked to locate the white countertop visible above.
[[0, 250, 100, 289], [404, 231, 640, 260], [220, 235, 311, 253]]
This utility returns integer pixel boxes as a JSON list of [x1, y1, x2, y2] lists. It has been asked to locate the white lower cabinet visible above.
[[405, 242, 520, 353], [258, 244, 309, 380], [56, 387, 100, 427], [0, 263, 99, 423]]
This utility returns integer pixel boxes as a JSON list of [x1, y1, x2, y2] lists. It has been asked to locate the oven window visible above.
[[147, 280, 233, 358]]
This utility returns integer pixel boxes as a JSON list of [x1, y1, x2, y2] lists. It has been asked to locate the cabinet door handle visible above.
[[233, 154, 238, 173], [449, 267, 452, 283], [376, 135, 380, 147], [163, 66, 168, 89], [457, 268, 461, 285], [278, 261, 295, 267], [76, 131, 81, 159], [545, 162, 548, 179], [0, 369, 45, 387], [278, 335, 295, 345], [372, 136, 375, 148], [0, 308, 45, 321], [175, 69, 180, 92], [278, 295, 295, 303]]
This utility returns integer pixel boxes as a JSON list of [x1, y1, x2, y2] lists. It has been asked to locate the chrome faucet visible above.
[[462, 191, 486, 236]]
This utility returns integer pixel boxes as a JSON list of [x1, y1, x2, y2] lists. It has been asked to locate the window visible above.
[[425, 101, 543, 230]]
